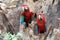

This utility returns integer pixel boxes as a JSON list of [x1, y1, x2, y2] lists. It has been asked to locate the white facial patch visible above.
[[38, 15, 42, 19], [22, 6, 28, 11], [24, 7, 28, 9]]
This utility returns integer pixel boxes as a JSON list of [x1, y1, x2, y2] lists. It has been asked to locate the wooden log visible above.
[[0, 23, 6, 35], [0, 11, 15, 34], [0, 7, 17, 34], [4, 13, 15, 34], [44, 24, 54, 40]]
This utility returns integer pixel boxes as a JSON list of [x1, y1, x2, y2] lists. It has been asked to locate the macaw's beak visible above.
[[24, 8, 27, 11], [40, 17, 42, 21], [24, 8, 28, 11]]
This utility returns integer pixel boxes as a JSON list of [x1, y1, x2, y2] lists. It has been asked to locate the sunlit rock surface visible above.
[[0, 0, 60, 40]]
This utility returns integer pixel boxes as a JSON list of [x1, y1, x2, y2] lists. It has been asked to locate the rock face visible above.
[[33, 0, 60, 28], [0, 0, 60, 39], [26, 0, 60, 29], [0, 0, 22, 34], [46, 0, 60, 28]]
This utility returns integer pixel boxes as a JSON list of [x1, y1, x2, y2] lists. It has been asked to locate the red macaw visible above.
[[36, 13, 46, 33], [22, 4, 33, 23], [22, 4, 33, 27]]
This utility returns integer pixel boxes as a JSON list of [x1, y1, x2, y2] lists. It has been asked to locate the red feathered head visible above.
[[22, 4, 29, 11], [38, 12, 44, 21]]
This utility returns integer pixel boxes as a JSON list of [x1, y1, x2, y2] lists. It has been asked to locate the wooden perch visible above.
[[44, 24, 54, 40], [0, 11, 15, 34], [0, 23, 6, 34], [0, 3, 20, 34], [4, 13, 15, 34]]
